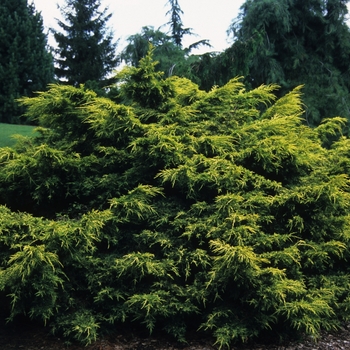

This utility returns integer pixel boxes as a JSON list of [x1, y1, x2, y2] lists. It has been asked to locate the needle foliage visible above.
[[1, 49, 350, 348], [0, 0, 53, 123]]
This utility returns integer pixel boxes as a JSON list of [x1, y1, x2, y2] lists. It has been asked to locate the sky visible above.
[[31, 0, 245, 54]]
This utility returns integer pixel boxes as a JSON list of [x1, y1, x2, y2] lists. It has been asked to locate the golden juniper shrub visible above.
[[0, 50, 350, 347]]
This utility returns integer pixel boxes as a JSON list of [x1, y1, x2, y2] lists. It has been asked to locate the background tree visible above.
[[53, 0, 118, 88], [120, 26, 203, 83], [120, 26, 178, 69], [165, 0, 210, 49], [120, 0, 210, 84], [0, 0, 54, 124], [166, 0, 191, 47], [225, 0, 350, 127]]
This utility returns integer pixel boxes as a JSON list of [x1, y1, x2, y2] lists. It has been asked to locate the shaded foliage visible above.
[[120, 0, 210, 86], [223, 0, 350, 127], [120, 27, 210, 87], [0, 0, 54, 123], [53, 0, 118, 88]]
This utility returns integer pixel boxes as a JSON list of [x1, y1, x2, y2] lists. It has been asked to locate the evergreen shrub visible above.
[[0, 50, 350, 348]]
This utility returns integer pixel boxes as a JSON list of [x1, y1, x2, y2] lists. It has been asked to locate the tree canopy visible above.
[[1, 50, 350, 347], [120, 0, 210, 85], [0, 0, 54, 123], [53, 0, 118, 87], [225, 0, 350, 127], [120, 27, 205, 84]]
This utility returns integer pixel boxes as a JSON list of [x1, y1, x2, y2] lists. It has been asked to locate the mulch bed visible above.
[[2, 321, 350, 349]]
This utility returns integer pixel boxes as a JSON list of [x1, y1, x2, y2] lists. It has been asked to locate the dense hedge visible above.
[[1, 50, 350, 348]]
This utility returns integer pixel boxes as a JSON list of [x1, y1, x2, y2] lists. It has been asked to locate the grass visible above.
[[0, 123, 37, 148]]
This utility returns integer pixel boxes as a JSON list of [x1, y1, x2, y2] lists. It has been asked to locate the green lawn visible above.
[[0, 123, 36, 148]]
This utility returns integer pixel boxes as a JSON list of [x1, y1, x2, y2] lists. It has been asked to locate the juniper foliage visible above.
[[1, 50, 350, 348]]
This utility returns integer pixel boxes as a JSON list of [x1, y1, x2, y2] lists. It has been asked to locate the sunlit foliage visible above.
[[1, 49, 350, 348]]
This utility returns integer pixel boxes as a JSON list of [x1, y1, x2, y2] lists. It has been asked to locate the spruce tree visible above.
[[53, 0, 118, 88], [0, 0, 54, 123]]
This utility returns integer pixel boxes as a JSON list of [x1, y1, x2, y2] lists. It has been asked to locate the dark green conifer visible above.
[[0, 0, 54, 123], [53, 0, 118, 88], [227, 0, 350, 127], [166, 0, 190, 47]]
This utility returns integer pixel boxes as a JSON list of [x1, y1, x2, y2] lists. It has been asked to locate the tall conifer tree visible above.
[[165, 0, 209, 50], [53, 0, 118, 87], [166, 0, 189, 47], [0, 0, 54, 123]]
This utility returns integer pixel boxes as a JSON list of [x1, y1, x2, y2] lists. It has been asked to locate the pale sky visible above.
[[31, 0, 245, 54]]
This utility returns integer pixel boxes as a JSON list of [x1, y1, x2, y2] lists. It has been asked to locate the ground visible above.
[[2, 322, 350, 350]]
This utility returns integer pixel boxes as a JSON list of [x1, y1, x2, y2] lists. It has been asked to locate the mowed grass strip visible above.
[[0, 123, 36, 148]]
